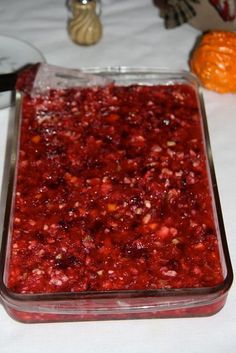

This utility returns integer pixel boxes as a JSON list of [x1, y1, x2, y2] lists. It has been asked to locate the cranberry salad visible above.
[[8, 78, 223, 294]]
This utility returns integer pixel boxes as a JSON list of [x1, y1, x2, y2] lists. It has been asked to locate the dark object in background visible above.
[[153, 0, 236, 30]]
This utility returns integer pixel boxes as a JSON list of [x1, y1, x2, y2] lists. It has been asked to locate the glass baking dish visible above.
[[0, 67, 233, 323]]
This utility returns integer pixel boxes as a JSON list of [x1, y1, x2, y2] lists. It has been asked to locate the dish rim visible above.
[[0, 67, 233, 311]]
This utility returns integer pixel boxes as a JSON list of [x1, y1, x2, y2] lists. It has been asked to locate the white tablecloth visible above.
[[0, 1, 236, 352]]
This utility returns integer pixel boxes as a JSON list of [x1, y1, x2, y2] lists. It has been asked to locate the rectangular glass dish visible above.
[[0, 67, 233, 323]]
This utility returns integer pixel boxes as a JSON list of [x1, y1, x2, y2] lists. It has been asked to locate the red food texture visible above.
[[7, 83, 223, 294]]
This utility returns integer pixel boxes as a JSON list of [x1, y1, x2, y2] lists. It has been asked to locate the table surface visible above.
[[0, 1, 235, 352]]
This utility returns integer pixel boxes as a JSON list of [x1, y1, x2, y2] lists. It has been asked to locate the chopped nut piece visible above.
[[135, 207, 143, 215], [142, 213, 151, 224], [144, 200, 151, 208], [172, 238, 180, 245], [163, 270, 177, 277], [151, 145, 162, 153], [29, 220, 36, 226], [193, 243, 205, 250], [167, 141, 176, 147], [124, 177, 131, 184]]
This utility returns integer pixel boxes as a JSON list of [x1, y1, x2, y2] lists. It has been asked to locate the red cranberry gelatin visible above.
[[7, 83, 223, 295]]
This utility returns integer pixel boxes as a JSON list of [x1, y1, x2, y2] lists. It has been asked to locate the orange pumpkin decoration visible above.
[[190, 31, 236, 93]]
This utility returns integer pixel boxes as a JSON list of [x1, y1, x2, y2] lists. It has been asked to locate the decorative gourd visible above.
[[190, 31, 236, 93]]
